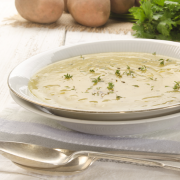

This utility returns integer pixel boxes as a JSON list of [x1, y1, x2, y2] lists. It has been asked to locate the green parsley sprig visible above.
[[92, 76, 101, 85], [173, 81, 180, 90], [159, 59, 165, 65], [127, 65, 130, 70], [133, 85, 139, 87], [107, 82, 114, 90], [129, 0, 180, 41], [138, 65, 146, 71], [90, 69, 95, 73], [116, 95, 122, 100], [115, 70, 122, 78], [123, 65, 134, 76], [64, 74, 73, 79]]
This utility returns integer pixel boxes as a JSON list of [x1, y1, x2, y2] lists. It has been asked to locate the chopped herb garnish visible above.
[[115, 70, 122, 78], [90, 69, 95, 73], [165, 86, 169, 87], [92, 79, 98, 84], [85, 87, 92, 93], [127, 65, 130, 69], [121, 81, 125, 83], [133, 85, 139, 87], [159, 59, 164, 65], [96, 87, 101, 90], [127, 70, 134, 76], [107, 82, 114, 90], [116, 95, 122, 100], [87, 87, 93, 90], [64, 73, 73, 79], [149, 77, 157, 81], [107, 91, 114, 94], [92, 76, 101, 85], [151, 86, 154, 91], [80, 55, 84, 59], [152, 52, 156, 55], [71, 86, 75, 90], [138, 65, 146, 71], [166, 59, 170, 62], [173, 81, 180, 90], [92, 93, 96, 96]]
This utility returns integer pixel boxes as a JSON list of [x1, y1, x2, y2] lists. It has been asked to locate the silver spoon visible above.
[[1, 141, 180, 172], [13, 149, 97, 176], [13, 148, 97, 176]]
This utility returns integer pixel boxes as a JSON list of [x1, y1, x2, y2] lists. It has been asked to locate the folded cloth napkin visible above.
[[1, 98, 180, 180], [1, 99, 180, 153]]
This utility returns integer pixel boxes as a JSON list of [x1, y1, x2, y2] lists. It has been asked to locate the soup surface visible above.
[[28, 52, 180, 111]]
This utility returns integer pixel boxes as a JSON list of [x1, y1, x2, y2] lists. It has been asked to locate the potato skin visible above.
[[15, 0, 64, 23], [111, 0, 135, 14], [64, 0, 69, 12], [67, 0, 110, 27]]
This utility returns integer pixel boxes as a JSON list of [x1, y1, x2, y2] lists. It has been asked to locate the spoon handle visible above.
[[72, 151, 180, 171]]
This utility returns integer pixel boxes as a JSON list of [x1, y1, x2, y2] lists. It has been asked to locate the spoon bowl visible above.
[[14, 156, 96, 176], [0, 141, 68, 168], [0, 141, 96, 169]]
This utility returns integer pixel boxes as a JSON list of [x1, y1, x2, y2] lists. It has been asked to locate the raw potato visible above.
[[111, 0, 135, 14], [15, 0, 64, 24], [67, 0, 110, 27], [64, 0, 69, 12]]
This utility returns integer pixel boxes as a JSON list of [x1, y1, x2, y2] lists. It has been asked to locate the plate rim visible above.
[[10, 90, 180, 125]]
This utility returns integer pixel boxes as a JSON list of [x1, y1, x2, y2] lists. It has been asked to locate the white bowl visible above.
[[10, 90, 180, 136], [8, 39, 180, 121]]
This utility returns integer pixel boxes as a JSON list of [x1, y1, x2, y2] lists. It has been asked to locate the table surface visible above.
[[0, 0, 180, 180]]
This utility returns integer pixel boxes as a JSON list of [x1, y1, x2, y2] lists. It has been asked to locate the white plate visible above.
[[10, 90, 180, 136], [8, 39, 180, 121]]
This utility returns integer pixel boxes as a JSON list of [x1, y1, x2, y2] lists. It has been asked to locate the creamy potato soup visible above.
[[28, 52, 180, 111]]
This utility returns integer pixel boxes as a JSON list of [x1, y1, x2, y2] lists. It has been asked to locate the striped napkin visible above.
[[1, 97, 180, 153], [1, 96, 180, 179]]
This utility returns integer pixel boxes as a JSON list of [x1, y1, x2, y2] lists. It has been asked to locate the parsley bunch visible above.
[[129, 0, 180, 41]]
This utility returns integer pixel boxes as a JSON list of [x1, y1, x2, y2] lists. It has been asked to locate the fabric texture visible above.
[[1, 100, 180, 153]]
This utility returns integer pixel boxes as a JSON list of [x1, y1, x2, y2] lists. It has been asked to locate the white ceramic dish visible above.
[[10, 90, 180, 136], [8, 39, 180, 121]]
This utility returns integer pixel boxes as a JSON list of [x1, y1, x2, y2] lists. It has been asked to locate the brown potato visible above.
[[64, 0, 69, 12], [67, 0, 110, 27], [15, 0, 64, 24], [111, 0, 135, 14]]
